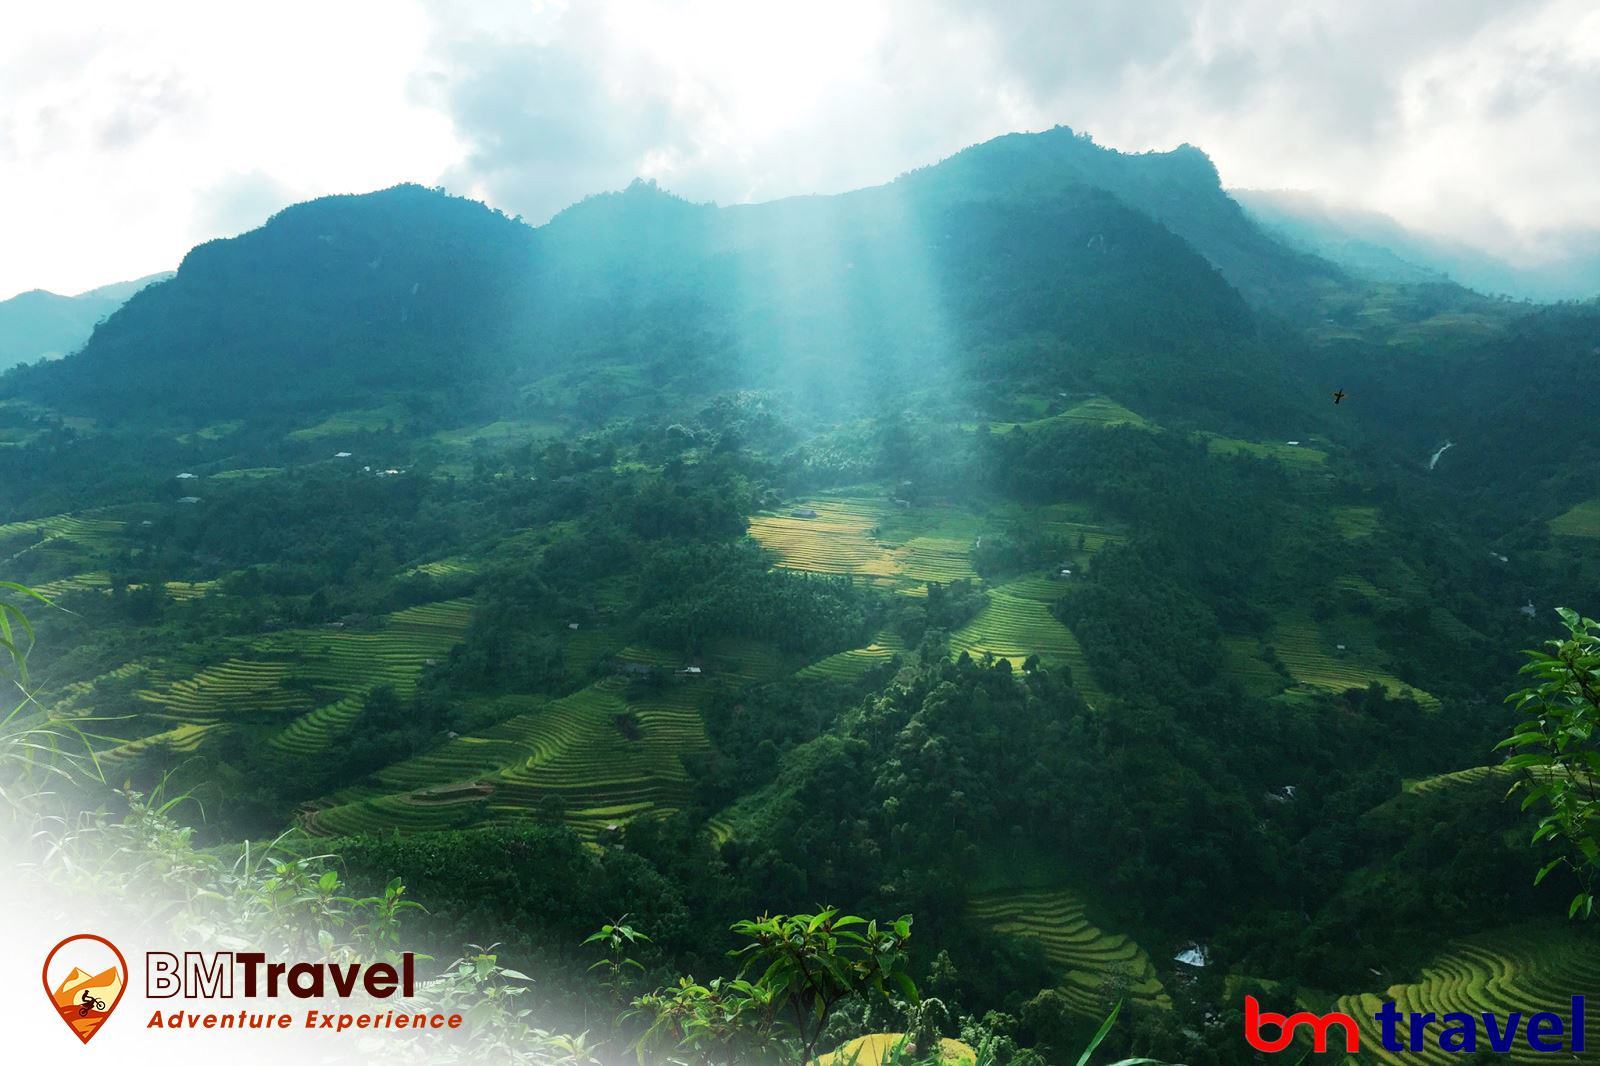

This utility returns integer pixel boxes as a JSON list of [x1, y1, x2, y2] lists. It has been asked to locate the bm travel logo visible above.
[[40, 931, 464, 1046], [1244, 994, 1588, 1056]]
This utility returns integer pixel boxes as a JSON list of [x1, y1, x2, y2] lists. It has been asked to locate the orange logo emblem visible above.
[[43, 934, 128, 1044]]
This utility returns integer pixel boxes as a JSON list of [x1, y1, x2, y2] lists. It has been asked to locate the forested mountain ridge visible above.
[[7, 128, 1288, 429], [3, 125, 1599, 1065]]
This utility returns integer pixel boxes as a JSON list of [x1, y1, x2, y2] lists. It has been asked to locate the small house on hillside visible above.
[[334, 451, 352, 458], [1173, 944, 1210, 968], [677, 665, 703, 676], [792, 507, 818, 519], [176, 472, 197, 479], [177, 496, 201, 504]]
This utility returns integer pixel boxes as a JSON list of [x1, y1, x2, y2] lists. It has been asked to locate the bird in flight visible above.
[[1332, 389, 1346, 405]]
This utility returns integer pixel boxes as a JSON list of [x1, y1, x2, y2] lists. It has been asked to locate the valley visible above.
[[2, 125, 1597, 1065]]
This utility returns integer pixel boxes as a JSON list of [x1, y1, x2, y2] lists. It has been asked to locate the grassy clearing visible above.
[[1334, 924, 1600, 1066], [968, 888, 1170, 1017], [1550, 499, 1600, 539], [1269, 612, 1439, 710]]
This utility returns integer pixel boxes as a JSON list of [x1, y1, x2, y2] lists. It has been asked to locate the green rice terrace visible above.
[[303, 671, 711, 839], [83, 599, 475, 765], [747, 495, 982, 590], [970, 395, 1154, 435], [1550, 499, 1600, 539], [1199, 433, 1327, 469], [0, 511, 125, 564], [1268, 612, 1440, 710], [751, 494, 1110, 696], [967, 887, 1171, 1017], [948, 577, 1103, 697], [1331, 923, 1600, 1066]]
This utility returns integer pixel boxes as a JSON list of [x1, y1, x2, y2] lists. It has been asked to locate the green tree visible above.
[[1501, 607, 1600, 918]]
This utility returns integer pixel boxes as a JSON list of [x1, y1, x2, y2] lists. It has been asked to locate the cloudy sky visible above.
[[3, 0, 1598, 300]]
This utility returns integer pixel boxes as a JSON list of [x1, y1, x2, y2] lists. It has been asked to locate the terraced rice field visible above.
[[1550, 499, 1600, 539], [0, 512, 125, 560], [1333, 506, 1381, 539], [304, 674, 710, 840], [111, 600, 472, 758], [796, 630, 907, 682], [1334, 924, 1600, 1066], [1335, 573, 1384, 600], [210, 467, 283, 480], [748, 496, 981, 591], [267, 600, 473, 753], [406, 557, 478, 579], [1270, 614, 1439, 710], [1202, 434, 1327, 468], [982, 397, 1154, 435], [1404, 764, 1514, 796], [30, 571, 111, 599], [431, 419, 565, 446], [163, 580, 217, 601], [948, 580, 1103, 701], [748, 497, 902, 581], [1220, 635, 1286, 698], [101, 722, 223, 764], [286, 403, 413, 441], [177, 420, 243, 443], [968, 888, 1170, 1017], [1029, 503, 1124, 555]]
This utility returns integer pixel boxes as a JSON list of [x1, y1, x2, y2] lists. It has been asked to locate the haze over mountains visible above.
[[1234, 188, 1600, 303], [4, 125, 1595, 515], [0, 273, 172, 371]]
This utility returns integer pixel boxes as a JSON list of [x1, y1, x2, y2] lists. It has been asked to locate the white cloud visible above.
[[2, 0, 1596, 298], [0, 0, 459, 299]]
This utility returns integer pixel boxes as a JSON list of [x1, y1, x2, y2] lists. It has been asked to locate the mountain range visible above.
[[0, 273, 172, 371]]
